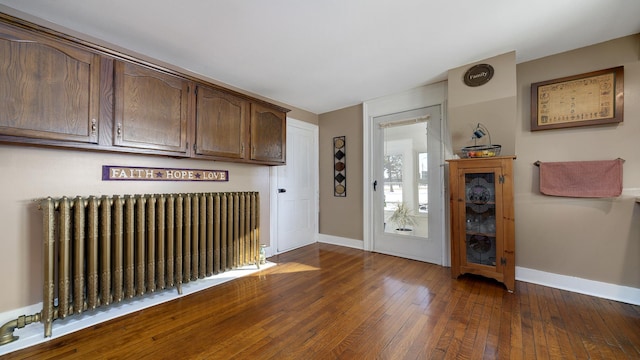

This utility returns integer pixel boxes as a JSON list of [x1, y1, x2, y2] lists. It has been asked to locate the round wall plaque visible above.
[[463, 63, 494, 87]]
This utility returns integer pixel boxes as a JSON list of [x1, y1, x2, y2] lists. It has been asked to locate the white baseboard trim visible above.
[[0, 262, 276, 357], [318, 234, 364, 250], [516, 266, 640, 306]]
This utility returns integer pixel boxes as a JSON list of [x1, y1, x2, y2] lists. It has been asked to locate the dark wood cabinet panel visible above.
[[0, 22, 100, 144], [250, 103, 286, 164], [113, 61, 190, 155], [194, 86, 248, 159]]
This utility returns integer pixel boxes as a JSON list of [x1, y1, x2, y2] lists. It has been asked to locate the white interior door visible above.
[[372, 105, 444, 264], [275, 118, 319, 253]]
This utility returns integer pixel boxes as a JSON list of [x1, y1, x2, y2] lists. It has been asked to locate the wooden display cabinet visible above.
[[447, 156, 516, 292]]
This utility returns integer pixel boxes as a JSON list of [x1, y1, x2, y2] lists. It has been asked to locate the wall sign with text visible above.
[[463, 63, 494, 87], [102, 165, 228, 181]]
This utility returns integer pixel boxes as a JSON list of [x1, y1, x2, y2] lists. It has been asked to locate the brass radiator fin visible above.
[[39, 192, 260, 338]]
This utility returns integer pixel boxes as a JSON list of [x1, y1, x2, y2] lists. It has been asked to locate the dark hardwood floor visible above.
[[3, 243, 640, 359]]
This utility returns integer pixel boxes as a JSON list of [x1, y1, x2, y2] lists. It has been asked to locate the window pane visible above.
[[418, 152, 428, 213]]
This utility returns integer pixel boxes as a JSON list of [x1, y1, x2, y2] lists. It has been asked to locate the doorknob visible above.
[[278, 188, 287, 193]]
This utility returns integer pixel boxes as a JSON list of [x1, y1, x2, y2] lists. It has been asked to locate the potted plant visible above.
[[388, 202, 417, 233]]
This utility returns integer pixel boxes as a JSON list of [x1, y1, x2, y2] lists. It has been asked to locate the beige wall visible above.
[[0, 146, 279, 312], [0, 8, 324, 316], [0, 12, 320, 313], [318, 105, 364, 240], [1, 6, 637, 317], [315, 37, 640, 291], [448, 52, 517, 156], [514, 34, 640, 287], [286, 108, 318, 126]]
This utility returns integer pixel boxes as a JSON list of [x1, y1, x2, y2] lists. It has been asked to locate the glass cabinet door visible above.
[[462, 172, 497, 267]]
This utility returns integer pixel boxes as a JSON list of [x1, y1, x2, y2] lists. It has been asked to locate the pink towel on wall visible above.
[[539, 159, 623, 198]]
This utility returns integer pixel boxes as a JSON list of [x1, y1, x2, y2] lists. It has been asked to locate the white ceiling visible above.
[[1, 1, 639, 114]]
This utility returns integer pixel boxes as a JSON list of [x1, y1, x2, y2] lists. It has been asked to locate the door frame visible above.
[[363, 82, 450, 266], [270, 117, 319, 256]]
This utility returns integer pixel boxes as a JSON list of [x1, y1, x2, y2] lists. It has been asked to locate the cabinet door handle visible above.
[[91, 119, 97, 134], [116, 123, 122, 137]]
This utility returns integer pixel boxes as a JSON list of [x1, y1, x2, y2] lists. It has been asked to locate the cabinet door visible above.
[[113, 61, 189, 155], [194, 86, 248, 159], [250, 103, 286, 164], [0, 22, 100, 143], [459, 169, 504, 274]]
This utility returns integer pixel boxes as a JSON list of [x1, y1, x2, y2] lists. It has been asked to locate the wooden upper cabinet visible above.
[[194, 85, 248, 159], [113, 60, 190, 155], [250, 103, 286, 164], [0, 15, 289, 164], [0, 22, 100, 143]]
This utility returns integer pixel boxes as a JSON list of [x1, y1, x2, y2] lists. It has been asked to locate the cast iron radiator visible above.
[[34, 191, 260, 339]]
